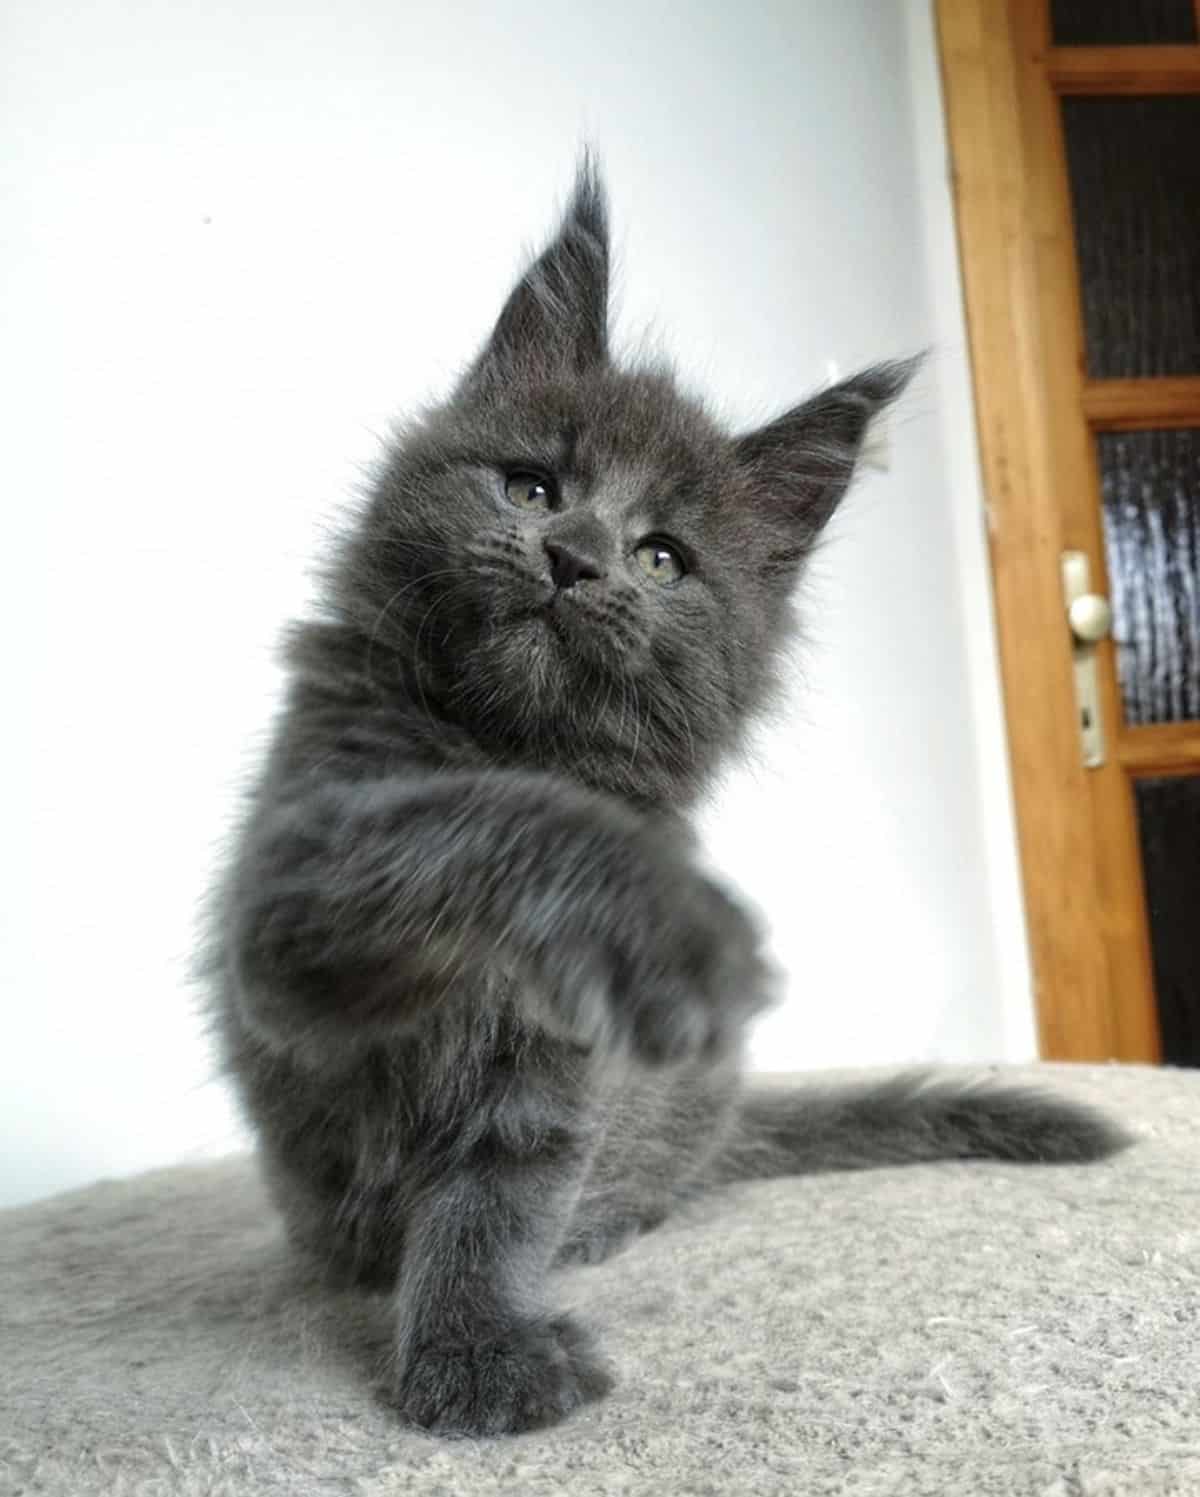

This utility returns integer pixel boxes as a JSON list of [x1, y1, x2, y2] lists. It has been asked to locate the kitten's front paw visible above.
[[386, 1316, 613, 1436], [619, 875, 775, 1067]]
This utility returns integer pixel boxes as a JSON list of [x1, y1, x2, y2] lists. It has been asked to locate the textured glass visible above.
[[1051, 0, 1197, 44], [1060, 97, 1200, 377], [1135, 776, 1200, 1066], [1098, 429, 1200, 724]]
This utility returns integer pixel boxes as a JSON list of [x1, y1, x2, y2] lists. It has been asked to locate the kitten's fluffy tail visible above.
[[714, 1071, 1133, 1184]]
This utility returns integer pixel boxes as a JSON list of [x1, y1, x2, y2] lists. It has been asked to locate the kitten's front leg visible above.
[[384, 1105, 612, 1435]]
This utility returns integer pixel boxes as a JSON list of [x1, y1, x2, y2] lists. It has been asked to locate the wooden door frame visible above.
[[933, 0, 1170, 1062]]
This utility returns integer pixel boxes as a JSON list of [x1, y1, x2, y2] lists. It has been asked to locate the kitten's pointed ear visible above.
[[468, 159, 610, 386], [733, 358, 920, 547]]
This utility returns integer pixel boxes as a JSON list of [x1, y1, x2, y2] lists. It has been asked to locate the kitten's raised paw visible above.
[[386, 1315, 614, 1436], [611, 872, 775, 1068]]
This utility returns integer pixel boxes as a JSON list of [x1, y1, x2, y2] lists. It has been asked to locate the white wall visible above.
[[0, 0, 1035, 1209]]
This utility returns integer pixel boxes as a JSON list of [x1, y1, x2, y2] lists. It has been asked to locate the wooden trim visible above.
[[1119, 723, 1200, 775], [937, 0, 1163, 1063], [1027, 0, 1049, 50], [1083, 378, 1200, 431], [1048, 46, 1200, 93], [936, 0, 1125, 1060], [1010, 3, 1162, 1063]]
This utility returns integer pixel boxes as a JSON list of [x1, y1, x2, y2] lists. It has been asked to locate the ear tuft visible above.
[[565, 148, 607, 255]]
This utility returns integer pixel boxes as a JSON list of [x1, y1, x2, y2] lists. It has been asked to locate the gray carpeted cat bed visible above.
[[4, 1064, 1198, 1497]]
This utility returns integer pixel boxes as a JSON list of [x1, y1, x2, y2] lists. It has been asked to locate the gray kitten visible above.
[[206, 162, 1129, 1436]]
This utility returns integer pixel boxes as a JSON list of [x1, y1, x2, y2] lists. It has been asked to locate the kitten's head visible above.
[[332, 162, 914, 806]]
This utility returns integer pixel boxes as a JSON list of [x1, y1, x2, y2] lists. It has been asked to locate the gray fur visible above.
[[204, 160, 1130, 1438]]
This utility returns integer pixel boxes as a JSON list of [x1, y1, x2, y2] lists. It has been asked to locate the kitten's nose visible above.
[[544, 539, 605, 591]]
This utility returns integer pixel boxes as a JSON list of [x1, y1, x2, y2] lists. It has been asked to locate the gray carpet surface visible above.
[[3, 1064, 1198, 1496]]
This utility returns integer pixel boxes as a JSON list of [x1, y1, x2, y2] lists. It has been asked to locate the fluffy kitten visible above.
[[207, 162, 1129, 1437]]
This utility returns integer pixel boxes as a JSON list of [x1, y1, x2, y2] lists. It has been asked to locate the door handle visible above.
[[1067, 591, 1113, 647], [1061, 551, 1111, 769]]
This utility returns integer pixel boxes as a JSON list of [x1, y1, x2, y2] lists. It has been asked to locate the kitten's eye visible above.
[[505, 471, 556, 511], [635, 538, 686, 587]]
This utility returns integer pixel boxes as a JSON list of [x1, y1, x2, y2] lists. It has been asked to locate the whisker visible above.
[[364, 566, 475, 693]]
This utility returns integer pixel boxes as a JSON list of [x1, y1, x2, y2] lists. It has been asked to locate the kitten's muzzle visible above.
[[544, 538, 606, 591]]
